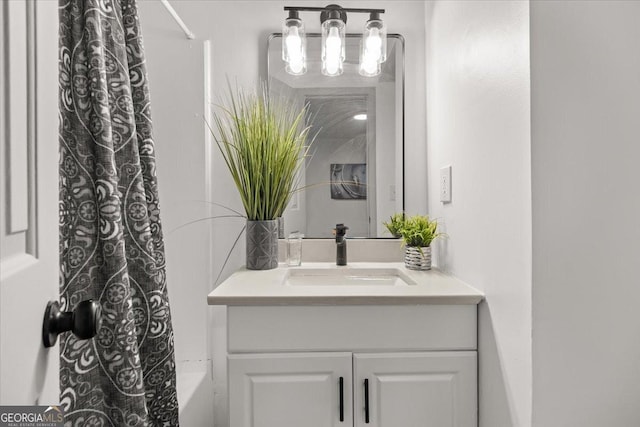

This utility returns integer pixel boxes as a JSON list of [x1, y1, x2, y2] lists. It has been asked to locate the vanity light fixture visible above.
[[283, 4, 386, 77], [353, 113, 367, 120]]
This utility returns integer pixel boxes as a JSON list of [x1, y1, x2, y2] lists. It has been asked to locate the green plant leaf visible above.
[[398, 214, 442, 247], [383, 212, 405, 237], [210, 81, 312, 220]]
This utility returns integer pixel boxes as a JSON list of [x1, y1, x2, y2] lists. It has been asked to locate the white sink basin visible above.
[[284, 268, 416, 287]]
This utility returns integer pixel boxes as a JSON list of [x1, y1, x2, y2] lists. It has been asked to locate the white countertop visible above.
[[207, 262, 484, 306]]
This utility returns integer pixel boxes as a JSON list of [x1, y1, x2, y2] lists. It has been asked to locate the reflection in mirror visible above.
[[268, 34, 404, 238]]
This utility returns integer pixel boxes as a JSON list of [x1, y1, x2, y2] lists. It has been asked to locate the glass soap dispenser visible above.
[[286, 232, 304, 267]]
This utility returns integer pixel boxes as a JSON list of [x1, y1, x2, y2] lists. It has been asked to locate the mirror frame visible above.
[[267, 33, 406, 238]]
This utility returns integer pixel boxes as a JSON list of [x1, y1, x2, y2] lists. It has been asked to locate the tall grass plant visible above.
[[211, 83, 311, 221]]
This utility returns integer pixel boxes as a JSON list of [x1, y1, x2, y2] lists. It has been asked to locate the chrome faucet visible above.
[[334, 224, 349, 266]]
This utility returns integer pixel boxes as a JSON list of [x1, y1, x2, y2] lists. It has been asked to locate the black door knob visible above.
[[42, 300, 101, 348]]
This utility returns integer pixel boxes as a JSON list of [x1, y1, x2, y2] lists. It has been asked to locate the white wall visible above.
[[139, 2, 212, 368], [530, 2, 640, 426], [139, 2, 426, 425], [425, 2, 532, 426], [376, 81, 399, 236], [306, 136, 369, 237]]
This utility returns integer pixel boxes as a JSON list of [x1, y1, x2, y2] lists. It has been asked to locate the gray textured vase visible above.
[[404, 246, 432, 270], [246, 219, 279, 270]]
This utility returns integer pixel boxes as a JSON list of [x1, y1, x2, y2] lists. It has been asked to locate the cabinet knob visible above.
[[42, 300, 101, 348]]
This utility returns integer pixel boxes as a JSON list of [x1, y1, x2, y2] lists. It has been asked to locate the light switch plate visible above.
[[440, 165, 452, 203], [288, 191, 299, 210]]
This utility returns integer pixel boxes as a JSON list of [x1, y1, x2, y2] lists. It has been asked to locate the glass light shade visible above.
[[321, 18, 345, 76], [360, 17, 387, 73], [283, 17, 307, 75]]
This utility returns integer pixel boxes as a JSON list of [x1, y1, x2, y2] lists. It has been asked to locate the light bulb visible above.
[[363, 59, 378, 74], [359, 56, 380, 77], [288, 58, 304, 74], [321, 16, 345, 76], [366, 28, 382, 49], [359, 31, 382, 77], [285, 27, 302, 53], [325, 27, 342, 76], [323, 27, 343, 75], [365, 28, 382, 62], [285, 28, 304, 74], [325, 59, 340, 75], [326, 27, 342, 59]]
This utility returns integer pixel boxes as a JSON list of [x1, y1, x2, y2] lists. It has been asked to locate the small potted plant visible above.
[[211, 83, 311, 270], [382, 213, 405, 238], [399, 214, 442, 270]]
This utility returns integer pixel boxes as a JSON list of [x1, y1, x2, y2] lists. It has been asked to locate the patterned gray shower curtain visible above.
[[58, 0, 179, 425]]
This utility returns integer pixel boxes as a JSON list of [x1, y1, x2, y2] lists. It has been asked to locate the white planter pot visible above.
[[404, 246, 432, 270]]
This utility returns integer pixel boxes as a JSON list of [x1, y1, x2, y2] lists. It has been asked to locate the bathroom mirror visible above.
[[268, 34, 404, 238]]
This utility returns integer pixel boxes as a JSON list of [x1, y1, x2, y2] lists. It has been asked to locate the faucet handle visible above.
[[333, 224, 349, 238]]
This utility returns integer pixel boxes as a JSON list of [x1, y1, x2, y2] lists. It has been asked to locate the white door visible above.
[[353, 352, 477, 427], [0, 0, 60, 405], [228, 352, 353, 427]]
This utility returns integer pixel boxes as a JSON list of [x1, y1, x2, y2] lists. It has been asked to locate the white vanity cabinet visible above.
[[225, 304, 479, 427], [229, 350, 476, 427]]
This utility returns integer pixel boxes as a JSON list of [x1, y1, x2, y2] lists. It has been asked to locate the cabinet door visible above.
[[353, 352, 477, 427], [229, 352, 353, 427]]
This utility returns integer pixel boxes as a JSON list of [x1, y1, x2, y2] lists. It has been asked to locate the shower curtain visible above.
[[58, 0, 179, 425]]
